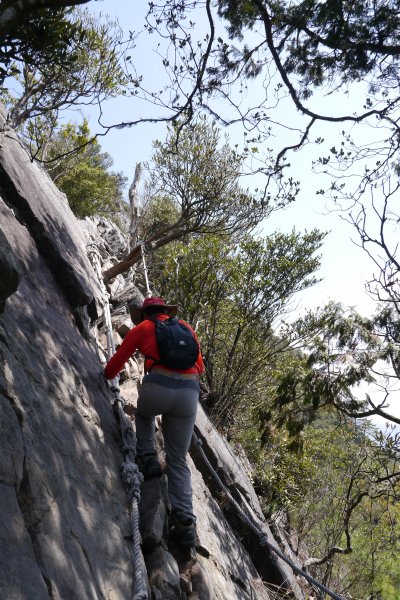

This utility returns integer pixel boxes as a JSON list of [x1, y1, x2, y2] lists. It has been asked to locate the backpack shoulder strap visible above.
[[143, 317, 160, 371]]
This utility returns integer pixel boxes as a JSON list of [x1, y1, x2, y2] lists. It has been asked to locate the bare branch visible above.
[[335, 398, 400, 426], [102, 227, 189, 282]]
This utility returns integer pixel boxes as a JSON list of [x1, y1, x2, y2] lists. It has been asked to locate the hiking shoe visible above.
[[137, 454, 162, 481], [170, 514, 196, 549]]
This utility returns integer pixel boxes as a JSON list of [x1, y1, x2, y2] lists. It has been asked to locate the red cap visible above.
[[128, 296, 178, 325]]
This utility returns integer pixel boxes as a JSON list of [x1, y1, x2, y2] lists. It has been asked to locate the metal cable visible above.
[[192, 434, 345, 600], [131, 500, 148, 600]]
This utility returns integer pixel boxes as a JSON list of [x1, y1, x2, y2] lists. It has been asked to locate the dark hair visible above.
[[143, 305, 169, 316]]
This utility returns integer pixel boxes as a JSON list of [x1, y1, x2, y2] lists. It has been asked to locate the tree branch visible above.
[[102, 227, 190, 283], [0, 0, 90, 34], [284, 16, 400, 58], [253, 0, 400, 125], [335, 396, 400, 426]]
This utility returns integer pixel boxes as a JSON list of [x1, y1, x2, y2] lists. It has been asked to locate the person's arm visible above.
[[195, 334, 205, 374], [104, 326, 141, 379]]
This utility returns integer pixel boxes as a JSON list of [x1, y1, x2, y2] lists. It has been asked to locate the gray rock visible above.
[[146, 547, 180, 600], [190, 560, 213, 600], [140, 477, 169, 549], [0, 482, 50, 600], [108, 273, 126, 298], [0, 102, 8, 126], [81, 216, 128, 261], [0, 126, 101, 311], [0, 224, 20, 312], [190, 457, 271, 600], [192, 406, 303, 599], [0, 190, 133, 598], [115, 317, 132, 338]]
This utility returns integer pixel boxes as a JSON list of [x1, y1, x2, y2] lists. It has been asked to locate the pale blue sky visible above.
[[78, 1, 400, 423], [82, 0, 380, 318]]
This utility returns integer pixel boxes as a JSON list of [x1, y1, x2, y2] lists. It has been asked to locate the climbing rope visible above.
[[116, 399, 147, 600], [88, 245, 148, 600], [192, 434, 346, 600]]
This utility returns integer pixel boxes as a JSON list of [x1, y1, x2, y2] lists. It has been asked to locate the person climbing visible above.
[[103, 296, 205, 549]]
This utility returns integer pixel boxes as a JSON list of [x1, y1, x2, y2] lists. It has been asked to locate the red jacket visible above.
[[104, 314, 205, 380]]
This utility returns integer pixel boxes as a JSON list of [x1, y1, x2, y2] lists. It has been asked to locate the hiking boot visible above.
[[137, 454, 162, 481], [170, 514, 196, 549]]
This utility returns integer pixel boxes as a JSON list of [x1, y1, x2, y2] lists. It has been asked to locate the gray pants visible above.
[[136, 372, 199, 522]]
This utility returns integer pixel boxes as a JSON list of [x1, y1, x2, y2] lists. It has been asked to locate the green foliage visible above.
[[144, 117, 272, 239], [0, 7, 81, 86], [42, 120, 127, 218], [138, 195, 181, 242], [1, 4, 130, 213], [149, 228, 325, 427], [146, 0, 400, 251], [258, 301, 400, 443], [35, 118, 93, 175], [237, 414, 400, 597], [2, 7, 129, 138], [275, 0, 400, 93], [217, 0, 400, 96], [58, 158, 125, 219]]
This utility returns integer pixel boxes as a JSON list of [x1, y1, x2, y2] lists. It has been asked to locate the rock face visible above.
[[0, 226, 20, 312], [0, 114, 307, 599], [0, 115, 133, 600]]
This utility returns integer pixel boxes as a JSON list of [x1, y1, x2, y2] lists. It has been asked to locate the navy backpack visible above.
[[150, 317, 199, 370]]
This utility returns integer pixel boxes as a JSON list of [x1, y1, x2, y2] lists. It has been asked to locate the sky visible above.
[[81, 0, 376, 313], [74, 0, 400, 425]]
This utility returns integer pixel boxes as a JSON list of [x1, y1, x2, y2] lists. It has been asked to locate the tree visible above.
[[239, 414, 400, 598], [145, 0, 400, 441], [144, 0, 400, 172], [128, 163, 143, 250], [258, 301, 400, 435], [41, 119, 128, 218], [148, 229, 325, 427], [146, 118, 271, 233], [1, 6, 130, 159], [57, 152, 127, 219], [102, 118, 273, 281], [1, 4, 87, 85], [141, 1, 400, 300], [0, 0, 90, 36]]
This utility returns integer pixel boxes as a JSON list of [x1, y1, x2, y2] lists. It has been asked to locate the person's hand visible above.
[[99, 366, 110, 389]]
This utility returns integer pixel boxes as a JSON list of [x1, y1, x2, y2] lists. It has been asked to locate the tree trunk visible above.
[[102, 227, 188, 283], [128, 162, 142, 251]]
